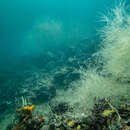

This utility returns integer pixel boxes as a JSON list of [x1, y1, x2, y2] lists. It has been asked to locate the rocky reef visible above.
[[6, 97, 130, 130]]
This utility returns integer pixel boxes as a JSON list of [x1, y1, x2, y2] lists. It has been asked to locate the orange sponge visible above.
[[23, 105, 35, 113]]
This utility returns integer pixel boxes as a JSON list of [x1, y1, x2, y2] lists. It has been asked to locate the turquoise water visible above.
[[0, 0, 114, 63]]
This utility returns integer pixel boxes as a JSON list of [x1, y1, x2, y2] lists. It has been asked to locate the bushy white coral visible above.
[[99, 1, 130, 78]]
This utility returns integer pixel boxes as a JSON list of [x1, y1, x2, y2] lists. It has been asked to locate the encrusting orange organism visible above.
[[22, 105, 35, 113]]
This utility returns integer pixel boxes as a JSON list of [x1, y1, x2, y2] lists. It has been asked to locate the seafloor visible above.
[[0, 36, 129, 130]]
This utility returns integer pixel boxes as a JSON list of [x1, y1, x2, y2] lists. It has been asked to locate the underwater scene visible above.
[[0, 0, 130, 129]]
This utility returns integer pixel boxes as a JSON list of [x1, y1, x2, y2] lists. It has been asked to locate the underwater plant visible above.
[[99, 1, 130, 79]]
